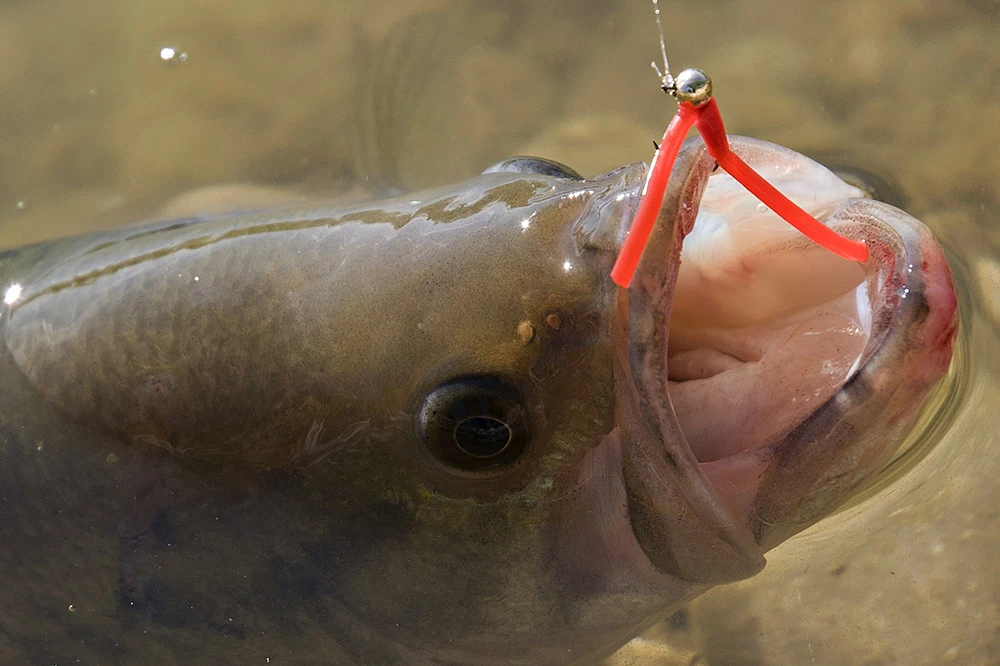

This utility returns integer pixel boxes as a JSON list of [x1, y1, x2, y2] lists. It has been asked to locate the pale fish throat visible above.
[[667, 157, 870, 519]]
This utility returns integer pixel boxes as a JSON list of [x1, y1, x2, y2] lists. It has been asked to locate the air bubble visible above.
[[159, 46, 188, 65]]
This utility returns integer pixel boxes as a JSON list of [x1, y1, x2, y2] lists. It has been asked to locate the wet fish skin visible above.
[[0, 162, 700, 665]]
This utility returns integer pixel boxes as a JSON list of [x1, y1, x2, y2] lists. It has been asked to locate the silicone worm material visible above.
[[696, 99, 869, 263], [610, 105, 698, 287], [611, 98, 869, 289]]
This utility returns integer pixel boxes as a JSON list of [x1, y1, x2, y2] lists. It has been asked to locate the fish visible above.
[[0, 135, 957, 665]]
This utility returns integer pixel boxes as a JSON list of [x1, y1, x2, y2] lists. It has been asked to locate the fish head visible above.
[[364, 159, 646, 503], [0, 157, 668, 661]]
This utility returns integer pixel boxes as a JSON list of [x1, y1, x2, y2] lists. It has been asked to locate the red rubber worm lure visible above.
[[610, 65, 869, 288]]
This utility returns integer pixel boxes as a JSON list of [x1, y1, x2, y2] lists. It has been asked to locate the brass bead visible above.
[[674, 69, 713, 106]]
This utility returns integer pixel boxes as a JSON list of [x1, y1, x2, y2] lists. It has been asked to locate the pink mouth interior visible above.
[[666, 167, 871, 520]]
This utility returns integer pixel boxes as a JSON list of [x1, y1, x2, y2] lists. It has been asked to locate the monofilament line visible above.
[[651, 0, 675, 92]]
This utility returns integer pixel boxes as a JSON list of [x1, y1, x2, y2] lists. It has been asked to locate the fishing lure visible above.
[[610, 3, 869, 288]]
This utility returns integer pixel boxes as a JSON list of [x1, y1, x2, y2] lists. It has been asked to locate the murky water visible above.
[[0, 0, 996, 664]]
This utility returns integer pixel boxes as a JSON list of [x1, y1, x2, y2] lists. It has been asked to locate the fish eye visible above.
[[418, 376, 529, 471]]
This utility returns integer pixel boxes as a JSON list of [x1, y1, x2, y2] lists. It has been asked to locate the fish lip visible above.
[[616, 137, 766, 583]]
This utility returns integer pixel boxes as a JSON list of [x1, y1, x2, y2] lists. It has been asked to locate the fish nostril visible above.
[[453, 417, 512, 458]]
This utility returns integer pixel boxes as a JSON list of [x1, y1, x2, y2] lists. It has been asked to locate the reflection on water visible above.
[[0, 0, 997, 664]]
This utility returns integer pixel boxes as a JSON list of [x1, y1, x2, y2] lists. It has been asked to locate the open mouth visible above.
[[622, 136, 958, 566], [667, 143, 872, 523]]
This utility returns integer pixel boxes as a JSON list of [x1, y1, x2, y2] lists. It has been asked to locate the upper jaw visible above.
[[615, 136, 958, 579], [614, 138, 766, 584]]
